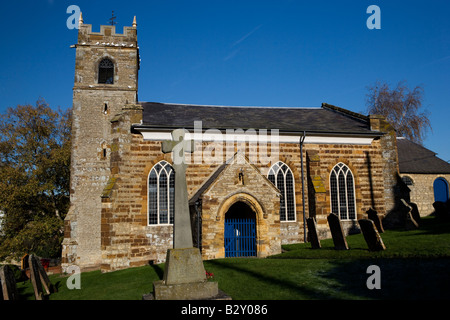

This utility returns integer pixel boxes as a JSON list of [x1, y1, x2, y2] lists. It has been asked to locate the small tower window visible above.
[[98, 58, 114, 84]]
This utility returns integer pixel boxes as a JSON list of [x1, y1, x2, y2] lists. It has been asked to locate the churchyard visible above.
[[6, 215, 450, 300]]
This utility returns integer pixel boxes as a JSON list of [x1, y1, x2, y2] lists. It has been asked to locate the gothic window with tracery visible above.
[[330, 162, 356, 220], [148, 160, 174, 225], [268, 161, 296, 221]]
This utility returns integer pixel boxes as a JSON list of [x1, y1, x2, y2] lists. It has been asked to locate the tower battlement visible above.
[[77, 24, 137, 47]]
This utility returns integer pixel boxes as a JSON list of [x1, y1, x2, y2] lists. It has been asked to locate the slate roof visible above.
[[135, 102, 381, 136], [397, 137, 450, 174]]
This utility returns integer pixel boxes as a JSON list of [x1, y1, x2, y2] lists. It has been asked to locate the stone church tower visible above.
[[62, 16, 140, 271]]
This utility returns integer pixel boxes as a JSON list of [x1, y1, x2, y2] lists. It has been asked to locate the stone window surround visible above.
[[267, 161, 297, 222], [329, 162, 357, 221]]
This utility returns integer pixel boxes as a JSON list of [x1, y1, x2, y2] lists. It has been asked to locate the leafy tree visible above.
[[366, 81, 431, 145], [0, 98, 71, 261]]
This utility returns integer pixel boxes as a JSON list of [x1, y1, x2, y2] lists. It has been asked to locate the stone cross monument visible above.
[[149, 129, 221, 300], [162, 129, 195, 249]]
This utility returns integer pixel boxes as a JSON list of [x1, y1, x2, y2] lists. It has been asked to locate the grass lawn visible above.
[[14, 217, 450, 300]]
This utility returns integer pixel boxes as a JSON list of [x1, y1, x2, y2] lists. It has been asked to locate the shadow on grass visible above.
[[206, 259, 345, 300], [322, 258, 450, 300], [150, 262, 165, 280], [206, 257, 450, 300]]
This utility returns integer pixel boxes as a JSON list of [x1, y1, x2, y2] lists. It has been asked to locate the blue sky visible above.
[[0, 0, 449, 161]]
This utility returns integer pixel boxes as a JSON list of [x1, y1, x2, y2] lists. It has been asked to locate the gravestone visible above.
[[0, 265, 19, 300], [306, 217, 321, 249], [29, 255, 56, 300], [433, 201, 450, 222], [327, 213, 349, 250], [149, 129, 221, 300], [408, 202, 421, 226], [358, 219, 386, 251], [366, 208, 384, 233], [400, 199, 419, 230]]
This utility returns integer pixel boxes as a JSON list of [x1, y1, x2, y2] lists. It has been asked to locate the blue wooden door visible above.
[[434, 178, 449, 202], [224, 218, 256, 257]]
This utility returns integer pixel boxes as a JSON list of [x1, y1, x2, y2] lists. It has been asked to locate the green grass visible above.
[[14, 216, 450, 300], [273, 216, 450, 259]]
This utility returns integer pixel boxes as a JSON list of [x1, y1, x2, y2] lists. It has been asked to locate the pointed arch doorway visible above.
[[224, 202, 257, 257]]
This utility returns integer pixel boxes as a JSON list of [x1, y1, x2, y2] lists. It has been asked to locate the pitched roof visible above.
[[135, 102, 380, 136], [397, 137, 450, 174]]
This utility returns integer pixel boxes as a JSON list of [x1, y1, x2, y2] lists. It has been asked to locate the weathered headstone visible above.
[[0, 265, 19, 300], [28, 255, 56, 300], [366, 208, 384, 233], [400, 199, 419, 230], [408, 202, 421, 226], [358, 219, 386, 251], [327, 213, 349, 250], [433, 201, 450, 222], [149, 129, 221, 300], [306, 217, 321, 249]]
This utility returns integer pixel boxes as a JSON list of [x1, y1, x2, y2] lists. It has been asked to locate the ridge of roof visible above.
[[321, 102, 369, 122], [138, 101, 322, 110]]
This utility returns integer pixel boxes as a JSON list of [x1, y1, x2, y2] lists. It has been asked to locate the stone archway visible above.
[[224, 201, 257, 257], [217, 193, 266, 258]]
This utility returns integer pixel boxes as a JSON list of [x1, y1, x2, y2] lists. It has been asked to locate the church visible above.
[[62, 17, 402, 272]]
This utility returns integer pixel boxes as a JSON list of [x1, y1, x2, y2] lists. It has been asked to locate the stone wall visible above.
[[97, 107, 391, 272], [304, 142, 387, 239], [400, 173, 450, 216]]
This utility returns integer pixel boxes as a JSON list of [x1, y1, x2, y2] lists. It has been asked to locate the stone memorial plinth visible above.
[[152, 248, 218, 300]]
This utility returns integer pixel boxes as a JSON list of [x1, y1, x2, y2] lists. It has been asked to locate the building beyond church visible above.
[[397, 137, 450, 216], [62, 17, 403, 272]]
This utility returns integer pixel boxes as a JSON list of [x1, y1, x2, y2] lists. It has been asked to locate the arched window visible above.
[[98, 58, 114, 84], [330, 163, 356, 220], [148, 161, 174, 225], [401, 176, 414, 186], [268, 161, 296, 221]]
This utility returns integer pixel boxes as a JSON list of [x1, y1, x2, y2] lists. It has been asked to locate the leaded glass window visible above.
[[402, 176, 414, 186], [268, 161, 296, 221], [148, 161, 174, 225], [98, 58, 114, 84], [330, 163, 356, 220]]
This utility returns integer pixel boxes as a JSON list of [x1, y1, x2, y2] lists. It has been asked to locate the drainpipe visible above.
[[300, 131, 307, 243], [194, 200, 202, 252]]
